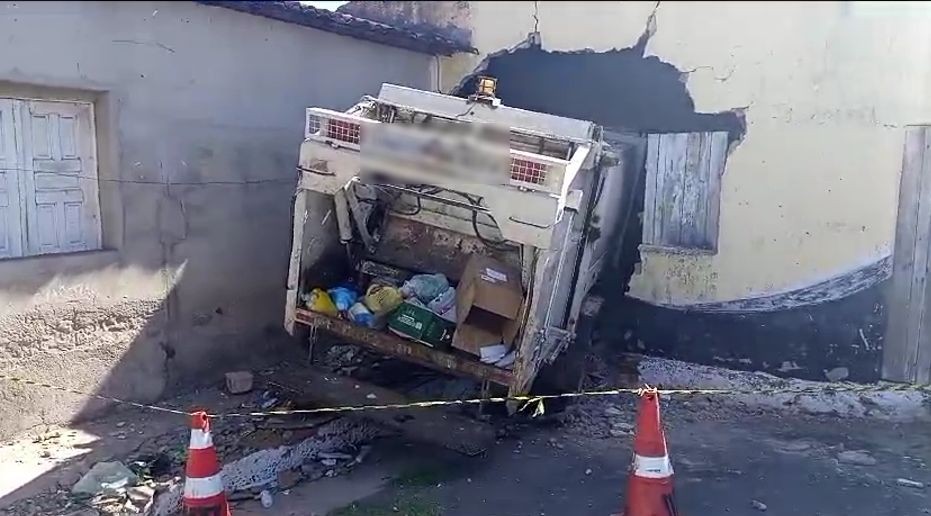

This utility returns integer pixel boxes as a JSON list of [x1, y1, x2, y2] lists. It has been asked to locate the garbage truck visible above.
[[284, 80, 632, 400]]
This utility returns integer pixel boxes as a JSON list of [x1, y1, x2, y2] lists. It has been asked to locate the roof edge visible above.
[[197, 1, 476, 56]]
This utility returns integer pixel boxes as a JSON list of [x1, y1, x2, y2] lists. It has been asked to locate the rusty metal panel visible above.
[[374, 216, 520, 280], [295, 308, 513, 386]]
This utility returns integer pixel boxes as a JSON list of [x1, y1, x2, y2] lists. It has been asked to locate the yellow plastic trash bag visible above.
[[365, 284, 404, 316], [307, 288, 339, 317]]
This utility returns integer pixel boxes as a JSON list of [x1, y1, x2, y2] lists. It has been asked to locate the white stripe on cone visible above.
[[632, 454, 674, 479], [189, 428, 214, 450], [184, 473, 225, 499]]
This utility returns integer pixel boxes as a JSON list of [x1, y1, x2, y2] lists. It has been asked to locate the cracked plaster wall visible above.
[[434, 1, 931, 305], [0, 1, 433, 438]]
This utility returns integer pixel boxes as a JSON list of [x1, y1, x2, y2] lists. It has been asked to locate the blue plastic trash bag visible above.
[[328, 287, 359, 312], [348, 302, 375, 327]]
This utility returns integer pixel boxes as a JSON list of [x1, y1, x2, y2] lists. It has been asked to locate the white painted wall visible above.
[[437, 1, 931, 305]]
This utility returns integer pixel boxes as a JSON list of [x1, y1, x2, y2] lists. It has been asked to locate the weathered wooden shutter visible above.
[[643, 131, 728, 250], [19, 100, 100, 255], [0, 99, 24, 258]]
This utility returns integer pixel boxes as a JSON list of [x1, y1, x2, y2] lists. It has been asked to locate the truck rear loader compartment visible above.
[[284, 83, 627, 399]]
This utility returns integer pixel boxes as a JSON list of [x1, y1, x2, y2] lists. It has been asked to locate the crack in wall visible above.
[[532, 0, 539, 34], [680, 64, 736, 83], [633, 0, 661, 56]]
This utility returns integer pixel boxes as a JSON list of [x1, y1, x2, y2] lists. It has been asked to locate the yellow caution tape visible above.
[[0, 372, 929, 420]]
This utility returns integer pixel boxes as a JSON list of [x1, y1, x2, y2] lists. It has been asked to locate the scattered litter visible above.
[[824, 367, 850, 382], [352, 445, 373, 465], [584, 468, 592, 476], [319, 452, 354, 460], [604, 406, 624, 417], [752, 499, 768, 511], [320, 458, 338, 467], [72, 461, 139, 496], [366, 393, 377, 400], [260, 489, 274, 508], [837, 450, 877, 466], [260, 397, 279, 410], [896, 478, 925, 489], [780, 441, 812, 452]]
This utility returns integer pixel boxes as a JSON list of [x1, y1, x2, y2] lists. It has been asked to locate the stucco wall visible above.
[[0, 0, 432, 437], [436, 1, 931, 306]]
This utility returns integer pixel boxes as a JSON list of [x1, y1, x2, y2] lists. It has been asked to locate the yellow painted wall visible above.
[[440, 1, 931, 305]]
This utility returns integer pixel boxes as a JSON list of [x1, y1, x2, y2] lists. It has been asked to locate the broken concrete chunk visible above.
[[72, 461, 139, 495], [300, 462, 326, 481], [225, 371, 254, 394], [62, 510, 100, 516], [277, 469, 302, 490], [127, 484, 155, 513], [837, 450, 877, 466]]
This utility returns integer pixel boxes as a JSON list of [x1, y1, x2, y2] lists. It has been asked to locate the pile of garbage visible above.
[[303, 256, 523, 369]]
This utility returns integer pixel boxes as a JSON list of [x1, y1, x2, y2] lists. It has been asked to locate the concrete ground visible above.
[[324, 398, 931, 516], [0, 381, 928, 515]]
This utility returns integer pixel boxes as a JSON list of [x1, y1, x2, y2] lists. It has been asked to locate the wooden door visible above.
[[884, 127, 931, 383], [18, 100, 100, 255], [0, 98, 24, 258]]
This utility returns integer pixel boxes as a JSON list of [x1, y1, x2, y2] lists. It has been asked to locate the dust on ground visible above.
[[0, 347, 929, 516]]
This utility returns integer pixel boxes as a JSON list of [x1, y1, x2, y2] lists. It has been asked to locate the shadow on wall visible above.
[[0, 177, 301, 442], [0, 179, 302, 510]]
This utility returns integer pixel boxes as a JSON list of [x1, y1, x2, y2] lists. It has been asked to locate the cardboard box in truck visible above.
[[452, 255, 524, 356]]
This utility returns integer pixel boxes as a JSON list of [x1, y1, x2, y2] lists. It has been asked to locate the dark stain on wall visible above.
[[601, 280, 887, 382], [458, 46, 745, 140]]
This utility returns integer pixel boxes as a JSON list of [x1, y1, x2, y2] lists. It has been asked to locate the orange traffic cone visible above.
[[182, 411, 231, 516], [622, 389, 679, 516]]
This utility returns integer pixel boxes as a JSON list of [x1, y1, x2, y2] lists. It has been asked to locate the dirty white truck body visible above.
[[284, 84, 626, 398]]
